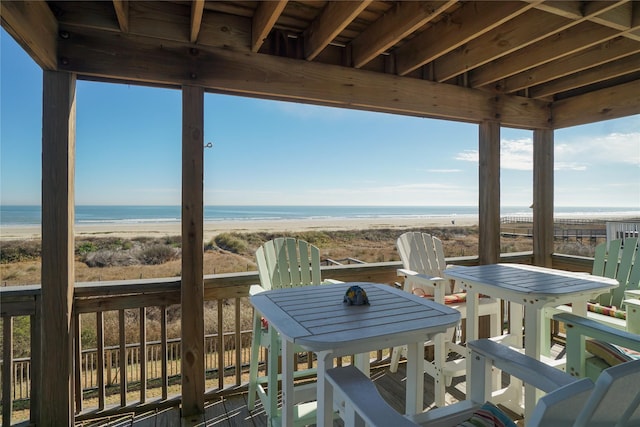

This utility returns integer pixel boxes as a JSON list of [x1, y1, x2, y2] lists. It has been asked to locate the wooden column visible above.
[[41, 71, 76, 425], [533, 129, 554, 267], [478, 120, 501, 265], [181, 85, 205, 419]]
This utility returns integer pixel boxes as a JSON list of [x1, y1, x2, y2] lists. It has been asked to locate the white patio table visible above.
[[250, 281, 460, 427], [443, 263, 618, 421]]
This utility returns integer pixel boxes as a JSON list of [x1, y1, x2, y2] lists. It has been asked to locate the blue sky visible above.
[[1, 29, 639, 208]]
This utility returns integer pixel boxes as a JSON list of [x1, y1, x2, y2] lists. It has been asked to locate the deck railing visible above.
[[1, 252, 590, 425]]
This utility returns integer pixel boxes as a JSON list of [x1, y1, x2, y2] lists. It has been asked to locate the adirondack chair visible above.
[[327, 338, 640, 427], [390, 232, 502, 407], [247, 237, 341, 425], [554, 312, 640, 382], [547, 238, 640, 333]]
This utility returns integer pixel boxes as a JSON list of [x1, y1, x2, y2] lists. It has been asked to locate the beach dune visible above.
[[1, 216, 477, 240]]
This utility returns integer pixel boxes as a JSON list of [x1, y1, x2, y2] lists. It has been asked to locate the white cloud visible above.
[[426, 169, 462, 173], [454, 131, 640, 171]]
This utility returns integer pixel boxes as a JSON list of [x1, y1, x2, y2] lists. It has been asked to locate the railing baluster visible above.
[[161, 305, 168, 400], [140, 306, 146, 403], [97, 311, 105, 410], [119, 309, 127, 407], [3, 316, 14, 426], [217, 300, 224, 390], [74, 313, 82, 413], [234, 298, 241, 385], [31, 295, 41, 424]]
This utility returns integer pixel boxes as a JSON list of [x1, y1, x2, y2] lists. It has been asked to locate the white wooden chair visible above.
[[327, 338, 640, 427], [391, 232, 502, 406], [548, 238, 640, 333], [247, 237, 341, 425]]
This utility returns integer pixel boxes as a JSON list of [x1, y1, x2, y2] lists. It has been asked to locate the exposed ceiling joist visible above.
[[304, 1, 372, 61], [394, 1, 538, 76], [112, 0, 129, 33], [252, 0, 287, 53], [0, 0, 58, 70], [190, 0, 204, 43], [350, 1, 456, 68]]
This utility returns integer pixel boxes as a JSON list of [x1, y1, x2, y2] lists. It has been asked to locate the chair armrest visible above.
[[467, 339, 577, 393], [625, 289, 640, 299], [554, 313, 640, 351], [323, 279, 343, 284], [397, 268, 444, 282], [554, 312, 640, 377], [326, 366, 418, 427]]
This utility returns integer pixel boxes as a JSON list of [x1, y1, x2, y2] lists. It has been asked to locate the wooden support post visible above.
[[479, 120, 501, 265], [41, 70, 76, 425], [181, 85, 205, 420], [533, 129, 554, 267]]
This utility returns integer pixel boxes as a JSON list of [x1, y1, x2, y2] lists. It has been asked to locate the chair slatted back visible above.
[[594, 238, 639, 307], [256, 237, 322, 290], [574, 359, 640, 427], [397, 232, 446, 278]]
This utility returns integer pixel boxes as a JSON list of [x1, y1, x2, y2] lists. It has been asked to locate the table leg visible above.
[[465, 289, 479, 395], [268, 328, 279, 426], [406, 341, 424, 415], [317, 351, 334, 427], [524, 307, 544, 422], [280, 338, 295, 427]]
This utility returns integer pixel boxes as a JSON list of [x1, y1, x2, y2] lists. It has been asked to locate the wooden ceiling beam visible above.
[[529, 53, 640, 98], [551, 79, 640, 128], [0, 0, 58, 70], [56, 26, 551, 129], [469, 21, 624, 88], [304, 1, 372, 61], [589, 2, 633, 31], [394, 1, 538, 76], [432, 9, 572, 82], [190, 0, 204, 43], [112, 0, 129, 33], [500, 37, 640, 93], [350, 1, 455, 68], [434, 1, 630, 83], [251, 0, 287, 53]]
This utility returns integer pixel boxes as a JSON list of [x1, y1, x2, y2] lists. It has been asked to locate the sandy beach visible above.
[[0, 216, 478, 241]]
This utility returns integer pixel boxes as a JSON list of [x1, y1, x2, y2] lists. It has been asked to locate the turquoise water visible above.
[[1, 205, 639, 227]]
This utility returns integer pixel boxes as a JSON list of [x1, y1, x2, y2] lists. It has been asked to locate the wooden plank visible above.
[[552, 79, 640, 128], [530, 53, 640, 98], [181, 85, 205, 418], [478, 120, 501, 265], [433, 9, 574, 82], [29, 298, 41, 424], [97, 312, 106, 410], [119, 309, 127, 407], [395, 1, 538, 76], [470, 20, 625, 88], [304, 1, 372, 61], [251, 0, 287, 52], [140, 307, 147, 403], [0, 0, 58, 70], [501, 36, 640, 93], [112, 0, 129, 32], [57, 26, 551, 129], [351, 1, 454, 68], [41, 70, 76, 426], [74, 314, 82, 412], [161, 306, 169, 400], [190, 0, 204, 43], [533, 128, 554, 267]]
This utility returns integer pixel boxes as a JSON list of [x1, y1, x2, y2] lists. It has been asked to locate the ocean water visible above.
[[1, 205, 639, 227]]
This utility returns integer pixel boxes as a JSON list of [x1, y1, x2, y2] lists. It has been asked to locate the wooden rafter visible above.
[[350, 1, 455, 68], [0, 0, 57, 70], [304, 1, 372, 61], [530, 53, 640, 99], [469, 21, 631, 88], [501, 37, 640, 93], [190, 0, 204, 43], [394, 1, 538, 76], [252, 0, 287, 53], [112, 0, 129, 33]]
